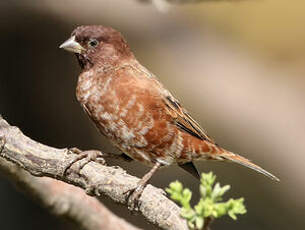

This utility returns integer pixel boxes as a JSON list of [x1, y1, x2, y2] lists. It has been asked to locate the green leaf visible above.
[[200, 184, 207, 198], [181, 208, 195, 219], [195, 216, 204, 229], [194, 199, 204, 215], [182, 188, 192, 202], [227, 198, 247, 220], [202, 198, 214, 217], [214, 203, 227, 218], [201, 172, 216, 187], [211, 182, 221, 201], [180, 188, 192, 208], [219, 185, 230, 197], [187, 220, 195, 229], [168, 181, 183, 192], [212, 183, 231, 202]]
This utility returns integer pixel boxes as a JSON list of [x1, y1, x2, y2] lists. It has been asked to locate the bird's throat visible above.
[[75, 53, 93, 70]]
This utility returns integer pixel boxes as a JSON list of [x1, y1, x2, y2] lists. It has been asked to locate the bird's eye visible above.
[[88, 39, 99, 48]]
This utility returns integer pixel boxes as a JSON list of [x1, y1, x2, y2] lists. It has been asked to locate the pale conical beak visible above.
[[59, 36, 85, 54]]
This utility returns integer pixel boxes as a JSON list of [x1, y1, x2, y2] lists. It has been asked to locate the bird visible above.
[[59, 25, 279, 208]]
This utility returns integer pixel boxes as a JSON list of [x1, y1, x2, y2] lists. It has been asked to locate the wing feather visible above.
[[163, 95, 216, 144]]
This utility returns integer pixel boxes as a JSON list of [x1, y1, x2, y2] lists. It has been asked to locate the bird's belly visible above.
[[81, 95, 179, 166], [79, 93, 151, 164]]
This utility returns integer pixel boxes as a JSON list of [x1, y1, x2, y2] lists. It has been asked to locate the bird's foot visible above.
[[124, 162, 162, 211], [125, 183, 146, 211], [63, 147, 106, 176]]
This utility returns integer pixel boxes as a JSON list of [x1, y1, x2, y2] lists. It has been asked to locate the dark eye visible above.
[[88, 39, 99, 48]]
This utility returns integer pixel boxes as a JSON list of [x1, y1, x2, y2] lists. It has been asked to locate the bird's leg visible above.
[[126, 162, 162, 211], [63, 147, 107, 175]]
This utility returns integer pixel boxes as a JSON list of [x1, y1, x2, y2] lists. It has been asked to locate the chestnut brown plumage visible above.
[[60, 25, 279, 208]]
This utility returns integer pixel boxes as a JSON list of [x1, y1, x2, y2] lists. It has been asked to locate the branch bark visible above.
[[0, 116, 188, 230], [0, 157, 140, 230]]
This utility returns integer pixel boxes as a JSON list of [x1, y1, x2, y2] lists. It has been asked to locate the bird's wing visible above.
[[163, 94, 216, 144], [128, 63, 216, 144]]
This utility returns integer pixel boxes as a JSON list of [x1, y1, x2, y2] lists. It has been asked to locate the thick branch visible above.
[[0, 116, 188, 230], [0, 157, 140, 230]]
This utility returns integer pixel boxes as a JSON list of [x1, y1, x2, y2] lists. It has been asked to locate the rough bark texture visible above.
[[0, 158, 140, 230], [0, 116, 188, 230]]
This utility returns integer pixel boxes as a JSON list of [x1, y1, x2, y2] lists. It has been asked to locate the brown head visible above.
[[60, 25, 133, 70]]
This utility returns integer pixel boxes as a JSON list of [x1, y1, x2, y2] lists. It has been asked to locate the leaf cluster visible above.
[[166, 172, 246, 230]]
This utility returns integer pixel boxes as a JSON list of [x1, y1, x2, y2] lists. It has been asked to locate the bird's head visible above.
[[60, 25, 133, 70]]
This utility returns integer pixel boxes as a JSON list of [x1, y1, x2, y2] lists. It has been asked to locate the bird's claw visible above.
[[125, 184, 145, 211], [63, 147, 106, 176], [67, 147, 83, 155]]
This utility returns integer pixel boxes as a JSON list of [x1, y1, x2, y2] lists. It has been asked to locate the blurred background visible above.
[[0, 0, 304, 229]]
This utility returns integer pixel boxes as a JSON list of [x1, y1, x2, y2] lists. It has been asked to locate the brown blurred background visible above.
[[0, 0, 304, 229]]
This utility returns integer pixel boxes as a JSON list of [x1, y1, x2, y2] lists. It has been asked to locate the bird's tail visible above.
[[221, 151, 280, 181]]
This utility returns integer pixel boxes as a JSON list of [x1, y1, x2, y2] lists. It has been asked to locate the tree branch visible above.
[[0, 157, 140, 230], [0, 116, 188, 230]]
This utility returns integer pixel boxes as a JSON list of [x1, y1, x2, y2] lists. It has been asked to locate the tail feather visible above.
[[222, 152, 280, 182]]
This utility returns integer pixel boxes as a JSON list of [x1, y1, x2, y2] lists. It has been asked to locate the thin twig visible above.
[[204, 217, 214, 230]]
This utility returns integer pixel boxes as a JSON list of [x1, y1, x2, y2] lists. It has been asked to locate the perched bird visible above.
[[60, 25, 279, 207]]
